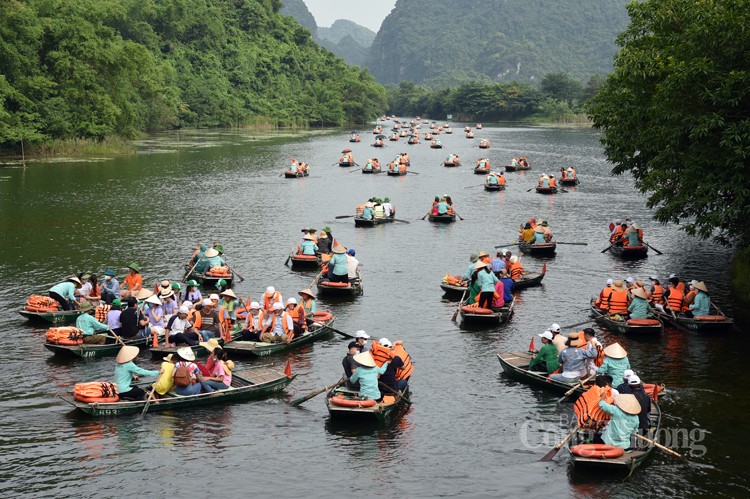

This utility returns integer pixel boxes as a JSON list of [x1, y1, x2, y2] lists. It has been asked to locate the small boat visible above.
[[223, 317, 334, 357], [407, 137, 419, 145], [316, 276, 363, 298], [518, 241, 557, 256], [560, 177, 579, 186], [590, 299, 663, 335], [569, 400, 661, 478], [284, 170, 308, 178], [428, 213, 456, 223], [430, 143, 443, 149], [354, 216, 395, 227], [349, 137, 360, 143], [19, 308, 82, 325], [361, 166, 381, 174], [386, 169, 407, 176], [326, 385, 410, 421], [535, 186, 558, 194], [149, 328, 243, 359], [465, 132, 475, 139], [184, 266, 234, 289], [444, 160, 460, 167], [478, 140, 490, 149], [45, 335, 149, 359], [389, 135, 398, 141], [474, 166, 490, 175], [505, 164, 532, 172], [339, 161, 354, 167], [513, 271, 546, 290], [652, 309, 734, 333], [60, 366, 295, 416], [459, 300, 514, 325], [608, 243, 648, 259], [484, 182, 505, 191], [289, 253, 321, 270], [476, 124, 483, 129], [444, 127, 453, 134], [372, 142, 384, 148]]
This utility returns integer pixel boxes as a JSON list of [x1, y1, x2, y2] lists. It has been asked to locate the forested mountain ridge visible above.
[[0, 0, 386, 149], [318, 19, 376, 48], [366, 0, 630, 85]]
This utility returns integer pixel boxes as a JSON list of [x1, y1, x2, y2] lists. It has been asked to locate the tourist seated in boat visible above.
[[317, 230, 332, 255], [106, 299, 123, 336], [49, 276, 83, 310], [354, 330, 370, 352], [346, 249, 360, 283], [472, 261, 499, 309], [364, 158, 379, 171], [619, 374, 651, 434], [218, 289, 238, 328], [596, 343, 631, 386], [594, 278, 614, 310], [538, 174, 551, 188], [328, 245, 349, 283], [382, 197, 395, 218], [581, 328, 604, 375], [596, 393, 641, 449], [562, 167, 576, 179], [342, 341, 361, 390], [114, 345, 160, 401], [160, 289, 178, 318], [377, 338, 412, 393], [194, 298, 222, 341], [628, 288, 653, 319], [289, 159, 299, 173], [362, 202, 375, 220], [262, 286, 283, 312], [400, 152, 410, 165], [182, 280, 202, 304], [296, 289, 316, 322], [144, 294, 166, 339], [340, 152, 353, 164], [491, 252, 507, 275], [77, 274, 100, 302], [120, 263, 143, 300], [540, 220, 553, 241], [76, 302, 110, 344], [239, 301, 264, 341], [519, 157, 528, 167], [202, 346, 232, 391], [606, 280, 629, 315], [685, 281, 710, 318], [622, 225, 641, 247], [299, 234, 318, 255], [261, 302, 293, 344], [529, 331, 560, 373], [434, 198, 451, 215], [509, 256, 524, 281], [614, 369, 635, 394], [98, 270, 120, 305], [510, 157, 518, 167], [166, 304, 199, 347], [172, 347, 210, 395], [664, 277, 685, 315], [152, 353, 177, 399], [200, 248, 226, 273], [547, 324, 568, 353], [496, 269, 514, 302], [517, 223, 534, 243], [349, 351, 389, 401], [548, 176, 557, 188], [550, 336, 590, 383], [531, 226, 547, 244], [119, 298, 148, 339], [285, 298, 307, 338], [611, 222, 628, 245], [477, 158, 490, 169]]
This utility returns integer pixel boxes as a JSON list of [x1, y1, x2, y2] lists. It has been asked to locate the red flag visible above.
[[528, 337, 535, 352], [152, 329, 159, 348], [542, 262, 547, 274], [284, 360, 292, 378]]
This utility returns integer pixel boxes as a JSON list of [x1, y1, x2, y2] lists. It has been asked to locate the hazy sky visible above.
[[303, 0, 398, 32]]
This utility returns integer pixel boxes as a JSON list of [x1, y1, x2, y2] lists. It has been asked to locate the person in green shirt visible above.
[[76, 302, 111, 344], [598, 393, 641, 449], [529, 331, 560, 374], [628, 287, 652, 319], [114, 345, 160, 401]]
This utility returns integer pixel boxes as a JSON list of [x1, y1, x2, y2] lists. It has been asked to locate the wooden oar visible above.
[[453, 211, 464, 221], [406, 171, 419, 175], [310, 269, 325, 288], [391, 218, 411, 224], [284, 244, 296, 266], [539, 425, 578, 462], [335, 215, 355, 219], [378, 381, 412, 405], [557, 374, 595, 403], [562, 318, 596, 329], [600, 245, 614, 254], [554, 242, 588, 246], [142, 384, 157, 416], [182, 259, 200, 282], [223, 261, 245, 282], [494, 242, 519, 249], [109, 330, 126, 347], [289, 379, 343, 407], [421, 211, 431, 220], [646, 243, 664, 255], [311, 322, 354, 339], [452, 287, 468, 322], [526, 187, 534, 192]]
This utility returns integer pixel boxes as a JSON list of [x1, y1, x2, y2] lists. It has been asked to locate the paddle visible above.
[[646, 243, 664, 255], [335, 215, 355, 219], [182, 259, 200, 282], [539, 425, 579, 462], [406, 171, 419, 175], [224, 261, 245, 282], [562, 318, 596, 329], [108, 330, 126, 347], [311, 321, 354, 339], [452, 287, 468, 322], [289, 379, 343, 407], [464, 184, 484, 189], [557, 375, 595, 403], [453, 211, 464, 221], [142, 384, 157, 416], [378, 381, 412, 405], [494, 242, 519, 249], [526, 187, 534, 192], [310, 269, 325, 288], [554, 242, 588, 246], [284, 244, 296, 266], [391, 218, 411, 224], [600, 245, 613, 254], [421, 211, 431, 220]]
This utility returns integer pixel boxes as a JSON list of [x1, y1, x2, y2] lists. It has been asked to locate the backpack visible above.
[[174, 363, 192, 387]]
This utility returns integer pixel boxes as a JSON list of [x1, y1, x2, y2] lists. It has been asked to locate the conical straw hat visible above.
[[614, 393, 641, 415], [604, 343, 627, 359]]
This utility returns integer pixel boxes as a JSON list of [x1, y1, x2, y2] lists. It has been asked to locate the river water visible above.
[[0, 124, 747, 497]]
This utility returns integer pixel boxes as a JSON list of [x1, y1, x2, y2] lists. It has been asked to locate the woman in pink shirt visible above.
[[204, 347, 232, 391]]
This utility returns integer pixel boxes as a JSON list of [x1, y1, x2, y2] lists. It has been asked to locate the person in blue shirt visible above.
[[473, 261, 499, 309], [687, 281, 711, 317], [201, 248, 225, 272], [300, 235, 318, 255], [328, 245, 349, 283], [498, 269, 514, 302], [625, 226, 641, 246], [49, 277, 82, 310], [435, 199, 450, 215], [532, 226, 547, 244], [350, 351, 389, 400], [76, 302, 111, 344], [362, 202, 375, 220], [114, 345, 160, 401], [540, 174, 551, 187], [99, 269, 120, 304], [628, 287, 652, 319], [598, 393, 641, 449], [491, 252, 506, 274]]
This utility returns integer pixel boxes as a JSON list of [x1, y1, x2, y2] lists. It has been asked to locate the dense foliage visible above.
[[367, 0, 630, 85], [587, 0, 750, 246], [0, 0, 386, 149]]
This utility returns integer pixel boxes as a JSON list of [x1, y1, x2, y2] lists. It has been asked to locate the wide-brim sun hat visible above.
[[220, 289, 237, 299], [145, 295, 162, 306], [694, 281, 709, 293], [353, 351, 376, 368], [104, 269, 116, 277], [177, 346, 195, 362], [128, 263, 140, 273], [298, 289, 316, 299], [477, 251, 490, 258], [303, 235, 314, 241], [332, 244, 346, 254], [614, 393, 641, 415], [199, 338, 221, 353], [474, 260, 489, 269], [136, 289, 154, 300], [67, 276, 83, 287], [611, 280, 626, 291], [116, 345, 140, 364], [604, 343, 628, 359], [204, 248, 219, 258], [79, 301, 94, 313], [631, 287, 647, 300], [159, 289, 174, 299]]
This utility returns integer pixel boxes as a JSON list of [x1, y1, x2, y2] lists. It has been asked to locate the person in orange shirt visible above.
[[120, 263, 143, 300]]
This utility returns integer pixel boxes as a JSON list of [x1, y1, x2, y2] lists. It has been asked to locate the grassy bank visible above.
[[731, 247, 750, 303], [527, 113, 591, 125]]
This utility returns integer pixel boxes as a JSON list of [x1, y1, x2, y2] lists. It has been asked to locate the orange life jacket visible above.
[[549, 177, 557, 188], [667, 287, 684, 312], [393, 341, 413, 381], [498, 175, 506, 185], [510, 262, 525, 281], [218, 306, 231, 333], [263, 292, 282, 311], [267, 312, 293, 338], [246, 310, 265, 330], [682, 289, 697, 312], [650, 284, 664, 304], [675, 282, 685, 295], [287, 304, 306, 330], [610, 226, 624, 242], [369, 340, 393, 367], [596, 287, 613, 310], [608, 289, 629, 314]]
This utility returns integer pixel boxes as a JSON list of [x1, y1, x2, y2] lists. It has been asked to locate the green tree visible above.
[[587, 0, 750, 245], [540, 72, 583, 107]]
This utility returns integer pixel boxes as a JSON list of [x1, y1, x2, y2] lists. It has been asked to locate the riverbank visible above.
[[731, 247, 750, 303]]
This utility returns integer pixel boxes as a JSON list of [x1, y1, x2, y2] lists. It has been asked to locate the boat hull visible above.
[[428, 214, 456, 223], [518, 241, 557, 256], [326, 386, 410, 421], [290, 254, 321, 270], [284, 171, 308, 178], [505, 165, 531, 172], [536, 186, 558, 194], [45, 336, 149, 359], [316, 278, 363, 298], [609, 244, 648, 259], [484, 183, 505, 191], [354, 217, 395, 227], [19, 309, 82, 325], [590, 299, 663, 335], [223, 320, 334, 357], [459, 300, 514, 325]]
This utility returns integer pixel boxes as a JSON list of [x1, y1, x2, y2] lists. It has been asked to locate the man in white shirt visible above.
[[549, 323, 567, 353], [346, 249, 360, 281], [382, 198, 394, 218]]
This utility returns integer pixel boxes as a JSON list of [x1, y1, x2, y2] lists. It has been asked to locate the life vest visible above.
[[675, 282, 685, 294], [596, 287, 613, 310], [218, 306, 231, 334], [95, 304, 111, 323], [610, 226, 624, 242], [549, 177, 557, 187], [46, 327, 83, 345], [369, 340, 394, 367], [599, 385, 615, 405], [246, 310, 265, 330], [667, 287, 684, 312], [498, 175, 506, 185], [650, 284, 664, 304], [393, 341, 413, 381], [301, 299, 315, 317], [287, 304, 306, 329], [263, 291, 282, 311], [607, 289, 629, 314], [74, 382, 119, 403], [267, 312, 293, 338], [682, 289, 697, 312], [510, 262, 525, 281]]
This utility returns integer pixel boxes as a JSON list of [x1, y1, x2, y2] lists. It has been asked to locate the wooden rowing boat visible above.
[[284, 170, 308, 178], [386, 169, 407, 176], [569, 400, 661, 478], [478, 141, 490, 149], [289, 253, 321, 270], [45, 335, 149, 359], [484, 182, 505, 191], [652, 309, 734, 333], [184, 265, 234, 289], [430, 144, 443, 149], [560, 177, 579, 186], [459, 299, 514, 325], [443, 160, 460, 167], [497, 351, 591, 398], [19, 308, 82, 325], [536, 186, 558, 194], [149, 328, 243, 359], [608, 243, 648, 259], [440, 271, 545, 297], [428, 213, 456, 223], [338, 161, 353, 167], [326, 385, 410, 421], [223, 318, 334, 357], [60, 366, 295, 416], [354, 216, 395, 227], [505, 164, 531, 172], [474, 166, 490, 175], [316, 276, 363, 298], [589, 299, 663, 335], [361, 166, 381, 174], [518, 241, 557, 256]]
